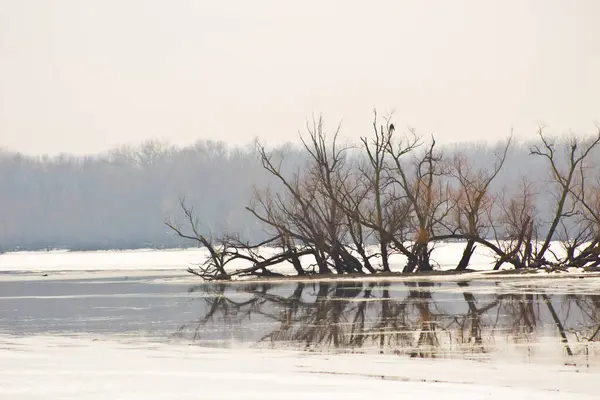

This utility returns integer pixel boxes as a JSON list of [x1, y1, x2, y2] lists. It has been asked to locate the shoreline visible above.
[[2, 267, 600, 285]]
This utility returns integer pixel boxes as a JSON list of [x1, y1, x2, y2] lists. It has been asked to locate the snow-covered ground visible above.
[[0, 247, 206, 272], [1, 242, 598, 283], [0, 242, 499, 273], [0, 334, 597, 400]]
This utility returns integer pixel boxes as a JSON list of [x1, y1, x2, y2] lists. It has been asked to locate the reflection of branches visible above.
[[453, 282, 501, 353], [173, 283, 270, 340], [494, 293, 538, 346], [563, 295, 600, 346], [177, 282, 600, 366], [543, 294, 574, 356]]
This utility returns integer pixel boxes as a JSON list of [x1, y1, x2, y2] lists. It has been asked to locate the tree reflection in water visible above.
[[176, 281, 600, 367]]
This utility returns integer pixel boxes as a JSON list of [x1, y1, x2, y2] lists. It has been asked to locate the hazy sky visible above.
[[1, 0, 599, 155]]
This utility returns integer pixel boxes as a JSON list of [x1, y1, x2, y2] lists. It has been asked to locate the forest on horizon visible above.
[[0, 124, 598, 253]]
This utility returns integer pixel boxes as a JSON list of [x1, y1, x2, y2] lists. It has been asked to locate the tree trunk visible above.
[[339, 247, 365, 274], [289, 249, 305, 275], [455, 240, 476, 271], [418, 254, 433, 272], [403, 256, 417, 273], [417, 243, 433, 272], [315, 251, 332, 274], [380, 239, 391, 272]]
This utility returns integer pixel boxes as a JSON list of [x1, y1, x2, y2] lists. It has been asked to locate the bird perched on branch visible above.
[[389, 123, 395, 133]]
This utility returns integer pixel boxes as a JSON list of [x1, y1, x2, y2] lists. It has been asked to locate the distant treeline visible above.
[[0, 126, 598, 252]]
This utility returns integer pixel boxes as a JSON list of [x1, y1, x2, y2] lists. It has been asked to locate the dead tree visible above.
[[565, 144, 600, 268], [530, 128, 600, 266], [338, 176, 378, 273], [170, 116, 600, 279], [385, 134, 452, 272], [353, 112, 418, 271], [167, 199, 315, 279], [447, 137, 511, 270], [165, 198, 232, 280], [490, 179, 538, 269], [247, 153, 333, 275], [300, 118, 357, 274], [358, 113, 395, 272], [248, 117, 364, 275], [332, 112, 417, 272]]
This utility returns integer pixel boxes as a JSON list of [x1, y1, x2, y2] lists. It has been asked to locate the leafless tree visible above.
[[166, 198, 317, 279], [247, 117, 363, 275], [445, 137, 512, 270], [530, 128, 600, 267], [385, 132, 452, 272], [167, 115, 600, 279], [165, 198, 231, 280], [336, 111, 417, 272], [490, 179, 539, 269]]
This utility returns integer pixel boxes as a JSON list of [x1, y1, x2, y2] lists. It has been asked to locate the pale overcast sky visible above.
[[1, 0, 599, 155]]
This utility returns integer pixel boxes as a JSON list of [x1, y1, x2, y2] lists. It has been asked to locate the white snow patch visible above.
[[0, 247, 206, 271], [0, 334, 597, 399], [1, 243, 599, 285]]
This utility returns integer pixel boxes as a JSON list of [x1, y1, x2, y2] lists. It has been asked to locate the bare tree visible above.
[[247, 117, 363, 275], [491, 179, 539, 269], [167, 198, 317, 279], [447, 137, 512, 270], [565, 144, 600, 268], [336, 112, 417, 272], [385, 133, 451, 272], [165, 198, 231, 280], [167, 116, 600, 280], [530, 128, 600, 265]]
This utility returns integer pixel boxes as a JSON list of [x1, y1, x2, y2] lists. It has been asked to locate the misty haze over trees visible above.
[[0, 118, 599, 262]]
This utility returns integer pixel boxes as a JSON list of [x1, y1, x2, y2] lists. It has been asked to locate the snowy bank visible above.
[[0, 335, 597, 399]]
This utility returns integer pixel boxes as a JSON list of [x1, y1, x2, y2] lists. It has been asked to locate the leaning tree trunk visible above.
[[403, 256, 418, 273], [289, 249, 305, 275], [328, 241, 346, 274], [455, 240, 476, 271], [339, 246, 365, 274]]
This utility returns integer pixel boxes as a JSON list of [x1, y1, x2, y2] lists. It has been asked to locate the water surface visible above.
[[1, 276, 599, 368]]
